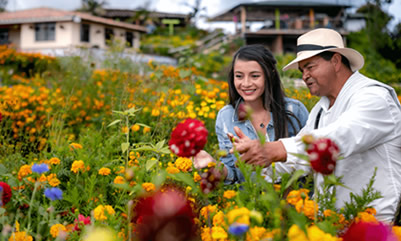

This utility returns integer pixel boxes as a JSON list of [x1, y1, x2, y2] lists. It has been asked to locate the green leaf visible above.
[[179, 69, 191, 79], [132, 146, 155, 152], [121, 142, 129, 154], [284, 169, 306, 190], [169, 172, 196, 190], [112, 110, 125, 115], [288, 152, 310, 161], [107, 119, 122, 127], [146, 158, 158, 171], [135, 123, 151, 128], [155, 140, 165, 150]]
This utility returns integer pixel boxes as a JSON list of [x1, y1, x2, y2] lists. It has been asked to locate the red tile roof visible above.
[[0, 7, 147, 32]]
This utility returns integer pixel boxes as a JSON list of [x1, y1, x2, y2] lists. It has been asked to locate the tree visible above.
[[0, 0, 7, 12], [182, 0, 207, 25], [79, 0, 108, 16]]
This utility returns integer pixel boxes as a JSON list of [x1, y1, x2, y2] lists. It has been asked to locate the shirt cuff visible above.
[[223, 164, 236, 185]]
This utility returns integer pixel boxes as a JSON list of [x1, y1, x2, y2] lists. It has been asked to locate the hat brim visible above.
[[282, 47, 364, 72]]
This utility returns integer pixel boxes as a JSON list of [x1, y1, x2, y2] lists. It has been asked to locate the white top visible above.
[[276, 71, 401, 222]]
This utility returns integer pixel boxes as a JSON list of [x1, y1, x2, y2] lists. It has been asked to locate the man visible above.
[[232, 28, 401, 222]]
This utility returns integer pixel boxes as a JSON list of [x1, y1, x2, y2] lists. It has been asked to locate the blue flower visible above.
[[31, 163, 49, 174], [44, 187, 63, 201], [228, 223, 249, 236]]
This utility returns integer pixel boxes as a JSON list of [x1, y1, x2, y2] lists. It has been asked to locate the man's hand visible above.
[[231, 126, 287, 167], [193, 150, 215, 169]]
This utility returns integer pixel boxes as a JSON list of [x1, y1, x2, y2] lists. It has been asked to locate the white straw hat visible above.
[[283, 28, 364, 72]]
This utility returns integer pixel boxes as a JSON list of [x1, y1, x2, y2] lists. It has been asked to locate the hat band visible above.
[[296, 44, 337, 53]]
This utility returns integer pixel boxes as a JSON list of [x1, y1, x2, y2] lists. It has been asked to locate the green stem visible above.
[[27, 181, 39, 231]]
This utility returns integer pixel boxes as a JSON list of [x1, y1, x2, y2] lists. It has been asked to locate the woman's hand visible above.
[[193, 150, 216, 169]]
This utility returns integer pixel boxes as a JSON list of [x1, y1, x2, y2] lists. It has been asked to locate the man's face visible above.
[[298, 55, 336, 97]]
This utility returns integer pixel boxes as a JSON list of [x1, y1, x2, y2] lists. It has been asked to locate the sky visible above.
[[4, 0, 401, 32]]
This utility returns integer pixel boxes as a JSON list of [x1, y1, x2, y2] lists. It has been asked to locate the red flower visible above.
[[0, 112, 2, 122], [73, 214, 91, 231], [169, 118, 208, 157], [200, 167, 222, 194], [132, 187, 197, 241], [341, 221, 398, 241], [0, 182, 12, 206], [237, 102, 252, 121], [306, 138, 339, 175]]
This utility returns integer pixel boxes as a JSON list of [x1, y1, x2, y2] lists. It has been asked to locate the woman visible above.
[[194, 44, 309, 184]]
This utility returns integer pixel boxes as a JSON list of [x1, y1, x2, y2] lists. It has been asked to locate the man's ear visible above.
[[331, 53, 342, 72]]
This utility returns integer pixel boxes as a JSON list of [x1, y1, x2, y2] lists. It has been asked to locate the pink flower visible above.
[[73, 214, 91, 231], [168, 118, 208, 157], [306, 138, 339, 175], [132, 187, 197, 241], [342, 221, 398, 241]]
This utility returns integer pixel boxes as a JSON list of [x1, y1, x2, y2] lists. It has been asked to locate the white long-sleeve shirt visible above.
[[277, 71, 401, 222]]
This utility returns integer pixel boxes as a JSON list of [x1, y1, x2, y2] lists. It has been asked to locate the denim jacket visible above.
[[215, 97, 309, 184]]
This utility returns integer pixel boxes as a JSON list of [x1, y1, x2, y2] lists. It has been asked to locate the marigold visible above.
[[18, 165, 32, 180], [8, 231, 33, 241], [227, 207, 250, 225], [194, 172, 202, 182], [48, 177, 61, 187], [212, 211, 225, 226], [175, 157, 192, 172], [98, 167, 111, 176], [295, 199, 318, 220], [113, 176, 125, 184], [71, 160, 85, 173], [246, 226, 267, 241], [141, 183, 155, 192], [212, 226, 228, 240], [200, 205, 217, 219], [286, 189, 310, 206], [201, 227, 212, 241], [69, 143, 82, 150], [223, 190, 237, 199], [355, 211, 377, 223], [48, 157, 61, 165], [50, 224, 67, 238], [393, 226, 401, 240], [93, 205, 115, 221]]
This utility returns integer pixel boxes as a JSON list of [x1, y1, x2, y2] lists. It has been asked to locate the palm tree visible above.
[[79, 0, 108, 16]]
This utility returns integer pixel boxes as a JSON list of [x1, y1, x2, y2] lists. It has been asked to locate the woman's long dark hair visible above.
[[228, 44, 300, 140]]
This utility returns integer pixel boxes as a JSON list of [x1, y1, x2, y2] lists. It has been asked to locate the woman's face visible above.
[[233, 59, 265, 104]]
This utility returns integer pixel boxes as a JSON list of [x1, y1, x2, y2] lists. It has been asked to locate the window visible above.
[[35, 22, 55, 41], [126, 31, 133, 47], [0, 29, 8, 45], [105, 28, 114, 45], [80, 23, 90, 42]]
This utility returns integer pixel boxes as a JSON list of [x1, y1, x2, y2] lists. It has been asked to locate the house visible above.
[[209, 1, 353, 54], [0, 7, 147, 55]]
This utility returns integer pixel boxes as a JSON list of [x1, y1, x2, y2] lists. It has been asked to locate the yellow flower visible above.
[[393, 226, 401, 240], [355, 211, 377, 223], [98, 167, 111, 176], [286, 189, 310, 206], [50, 224, 67, 238], [246, 226, 267, 241], [48, 175, 61, 187], [200, 205, 217, 220], [83, 227, 116, 241], [143, 126, 151, 134], [211, 226, 228, 240], [175, 157, 192, 172], [142, 183, 155, 192], [223, 190, 237, 199], [288, 224, 308, 241], [166, 163, 180, 174], [201, 226, 212, 241], [212, 211, 225, 226], [194, 172, 202, 182], [71, 160, 85, 173], [93, 205, 115, 221], [48, 157, 61, 165], [227, 207, 250, 225], [8, 231, 33, 241], [113, 176, 125, 184], [69, 143, 82, 150], [18, 165, 32, 180], [295, 199, 318, 220], [131, 124, 140, 132]]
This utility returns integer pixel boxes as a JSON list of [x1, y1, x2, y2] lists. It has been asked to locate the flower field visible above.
[[0, 45, 401, 241]]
